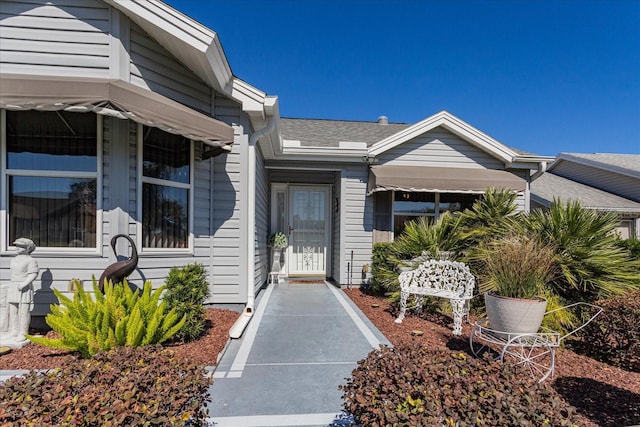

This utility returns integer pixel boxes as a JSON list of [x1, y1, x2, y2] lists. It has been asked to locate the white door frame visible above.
[[271, 183, 331, 277]]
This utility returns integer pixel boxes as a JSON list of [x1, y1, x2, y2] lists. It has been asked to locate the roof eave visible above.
[[103, 0, 233, 92]]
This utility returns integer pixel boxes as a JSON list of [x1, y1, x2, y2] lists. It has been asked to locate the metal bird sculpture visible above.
[[98, 234, 139, 292]]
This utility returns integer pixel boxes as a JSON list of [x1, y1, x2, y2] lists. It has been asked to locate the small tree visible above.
[[164, 263, 210, 342]]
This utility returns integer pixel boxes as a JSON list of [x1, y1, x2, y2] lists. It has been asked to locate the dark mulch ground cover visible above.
[[3, 291, 639, 427], [344, 287, 640, 427], [0, 308, 240, 370]]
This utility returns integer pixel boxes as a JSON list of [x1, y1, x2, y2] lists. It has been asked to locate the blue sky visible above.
[[166, 0, 640, 156]]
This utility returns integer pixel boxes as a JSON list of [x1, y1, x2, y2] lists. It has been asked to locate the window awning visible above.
[[0, 74, 234, 151], [367, 165, 526, 195]]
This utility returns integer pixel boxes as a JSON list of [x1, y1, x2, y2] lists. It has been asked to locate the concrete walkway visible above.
[[207, 281, 391, 427]]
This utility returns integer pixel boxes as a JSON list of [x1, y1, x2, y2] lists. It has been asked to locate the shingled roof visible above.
[[531, 172, 640, 214], [551, 153, 640, 178], [280, 117, 410, 147]]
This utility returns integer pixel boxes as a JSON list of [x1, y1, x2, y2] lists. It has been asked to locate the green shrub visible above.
[[0, 346, 212, 426], [574, 291, 640, 373], [164, 263, 210, 342], [341, 344, 581, 426], [370, 242, 397, 294], [616, 237, 640, 260], [27, 279, 185, 358]]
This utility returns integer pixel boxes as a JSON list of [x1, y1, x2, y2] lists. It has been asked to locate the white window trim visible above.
[[0, 109, 103, 255], [136, 123, 194, 254]]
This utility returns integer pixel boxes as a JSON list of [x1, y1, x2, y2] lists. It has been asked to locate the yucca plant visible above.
[[525, 199, 640, 301], [27, 279, 185, 358], [393, 212, 465, 262], [457, 187, 521, 250]]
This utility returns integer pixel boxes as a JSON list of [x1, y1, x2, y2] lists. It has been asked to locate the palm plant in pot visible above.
[[476, 233, 556, 336]]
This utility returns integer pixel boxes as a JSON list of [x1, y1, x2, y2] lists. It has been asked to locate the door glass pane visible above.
[[276, 191, 286, 234], [290, 189, 327, 274]]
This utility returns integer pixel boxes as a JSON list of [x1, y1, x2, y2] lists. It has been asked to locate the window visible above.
[[140, 126, 192, 249], [3, 110, 99, 249], [393, 191, 479, 237]]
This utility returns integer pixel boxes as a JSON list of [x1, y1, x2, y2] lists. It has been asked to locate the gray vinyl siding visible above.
[[377, 128, 504, 169], [341, 165, 374, 286], [208, 96, 245, 303], [552, 163, 640, 203], [255, 146, 269, 291], [129, 22, 213, 114], [0, 0, 111, 77], [208, 142, 242, 303]]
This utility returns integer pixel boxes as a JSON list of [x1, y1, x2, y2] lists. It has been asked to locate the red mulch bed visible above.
[[344, 288, 640, 427], [0, 308, 240, 370]]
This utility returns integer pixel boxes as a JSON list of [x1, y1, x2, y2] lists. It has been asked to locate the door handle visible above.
[[288, 225, 294, 234]]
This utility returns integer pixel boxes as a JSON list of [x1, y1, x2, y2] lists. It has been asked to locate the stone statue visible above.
[[0, 238, 39, 348]]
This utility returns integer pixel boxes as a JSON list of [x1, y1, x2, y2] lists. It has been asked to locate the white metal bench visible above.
[[394, 259, 475, 335]]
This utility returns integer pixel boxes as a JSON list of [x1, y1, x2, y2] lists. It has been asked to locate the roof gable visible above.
[[369, 110, 518, 164], [103, 0, 231, 90], [103, 0, 276, 122]]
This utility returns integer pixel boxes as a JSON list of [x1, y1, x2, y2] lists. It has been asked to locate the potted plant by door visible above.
[[269, 232, 288, 273], [478, 234, 556, 336]]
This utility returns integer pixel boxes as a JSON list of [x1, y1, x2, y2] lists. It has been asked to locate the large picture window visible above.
[[4, 110, 98, 249], [141, 126, 192, 249], [393, 191, 479, 237]]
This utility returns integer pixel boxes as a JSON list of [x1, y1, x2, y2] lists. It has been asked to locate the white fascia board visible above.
[[230, 78, 268, 117], [339, 141, 368, 150], [369, 110, 517, 163], [508, 154, 555, 169], [104, 0, 232, 90], [280, 146, 368, 162]]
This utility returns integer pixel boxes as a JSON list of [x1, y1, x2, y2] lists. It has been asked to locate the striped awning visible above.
[[367, 165, 526, 195], [0, 73, 234, 151]]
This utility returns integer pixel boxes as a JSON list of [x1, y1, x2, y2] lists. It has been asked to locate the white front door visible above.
[[287, 186, 330, 276]]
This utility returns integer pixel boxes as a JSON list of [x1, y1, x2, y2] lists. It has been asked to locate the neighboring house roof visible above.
[[549, 153, 640, 179], [531, 172, 640, 214], [280, 117, 410, 147]]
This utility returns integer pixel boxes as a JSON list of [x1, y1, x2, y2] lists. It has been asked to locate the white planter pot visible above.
[[271, 248, 282, 273], [484, 292, 547, 337]]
